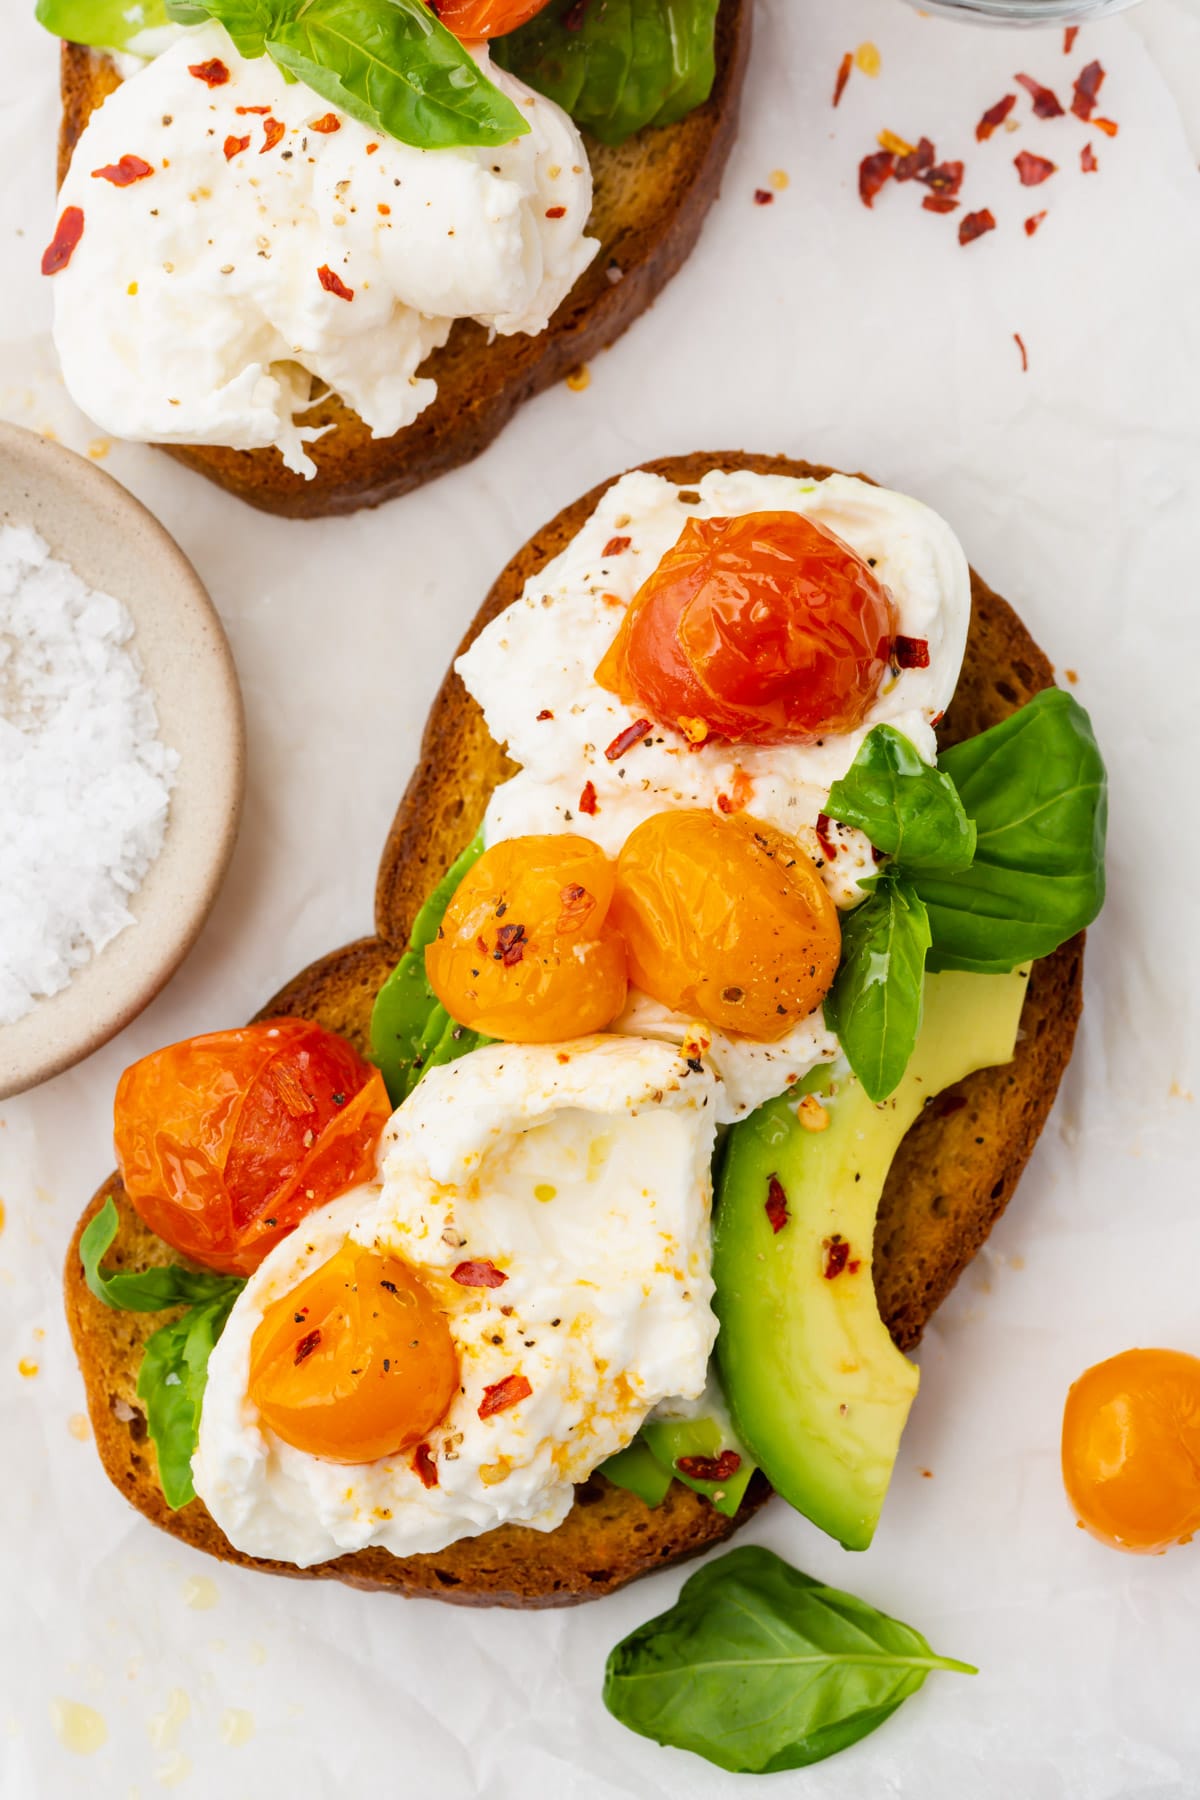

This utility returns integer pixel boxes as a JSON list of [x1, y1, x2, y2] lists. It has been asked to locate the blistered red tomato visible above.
[[610, 810, 841, 1040], [1062, 1348, 1200, 1554], [114, 1020, 392, 1277], [429, 0, 549, 39], [249, 1242, 459, 1463], [596, 512, 897, 746], [426, 835, 628, 1042]]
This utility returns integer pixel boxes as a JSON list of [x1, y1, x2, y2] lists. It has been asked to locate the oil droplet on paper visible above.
[[69, 1413, 91, 1441], [147, 1688, 190, 1750], [181, 1575, 217, 1611], [154, 1752, 191, 1789], [853, 41, 881, 76], [220, 1708, 255, 1748], [51, 1699, 107, 1755]]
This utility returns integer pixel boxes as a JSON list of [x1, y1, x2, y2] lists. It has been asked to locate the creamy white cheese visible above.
[[194, 1036, 718, 1567], [52, 22, 597, 476]]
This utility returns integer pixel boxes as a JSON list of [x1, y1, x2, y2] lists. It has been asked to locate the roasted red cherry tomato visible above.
[[596, 512, 897, 746], [114, 1020, 392, 1277], [429, 0, 550, 39], [249, 1241, 459, 1464], [1062, 1348, 1200, 1554]]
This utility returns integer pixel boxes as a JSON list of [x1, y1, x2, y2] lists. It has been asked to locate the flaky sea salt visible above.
[[0, 524, 178, 1026]]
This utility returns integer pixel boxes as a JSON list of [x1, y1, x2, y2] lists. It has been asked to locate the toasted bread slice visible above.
[[65, 453, 1084, 1606], [55, 5, 751, 519]]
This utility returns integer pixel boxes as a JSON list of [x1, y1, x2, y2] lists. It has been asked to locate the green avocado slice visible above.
[[712, 968, 1028, 1552]]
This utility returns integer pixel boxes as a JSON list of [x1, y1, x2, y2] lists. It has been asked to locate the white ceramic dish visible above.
[[0, 423, 244, 1099]]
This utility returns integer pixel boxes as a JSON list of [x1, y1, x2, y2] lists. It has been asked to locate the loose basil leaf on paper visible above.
[[370, 834, 492, 1106], [603, 1545, 975, 1775], [823, 876, 931, 1104], [81, 1196, 244, 1313], [36, 0, 169, 48], [916, 689, 1107, 975], [495, 0, 720, 146], [826, 725, 976, 876], [137, 1288, 241, 1508]]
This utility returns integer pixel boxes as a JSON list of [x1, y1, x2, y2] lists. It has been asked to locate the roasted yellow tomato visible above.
[[249, 1243, 459, 1464], [610, 810, 841, 1040], [1062, 1348, 1200, 1554], [425, 836, 628, 1042]]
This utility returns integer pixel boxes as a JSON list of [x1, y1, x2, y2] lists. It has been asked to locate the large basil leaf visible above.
[[826, 725, 976, 876], [165, 0, 271, 54], [81, 1196, 244, 1313], [370, 834, 491, 1105], [603, 1546, 975, 1774], [917, 689, 1107, 975], [823, 876, 931, 1103], [138, 1290, 241, 1508], [495, 0, 720, 146], [37, 0, 170, 48]]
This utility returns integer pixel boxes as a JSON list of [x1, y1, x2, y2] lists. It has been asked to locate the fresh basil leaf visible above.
[[37, 0, 169, 48], [164, 0, 271, 55], [370, 835, 492, 1105], [604, 1545, 975, 1774], [138, 1289, 240, 1508], [827, 725, 976, 876], [824, 877, 931, 1103], [495, 0, 719, 146], [81, 1197, 244, 1313], [917, 690, 1107, 975]]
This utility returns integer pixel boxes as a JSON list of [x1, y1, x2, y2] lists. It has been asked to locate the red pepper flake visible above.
[[366, 142, 379, 155], [478, 1373, 531, 1419], [815, 813, 839, 862], [188, 57, 229, 86], [1024, 210, 1047, 237], [260, 117, 285, 154], [91, 154, 153, 187], [1014, 331, 1028, 373], [959, 208, 997, 247], [605, 718, 652, 762], [1080, 143, 1098, 173], [235, 104, 272, 115], [494, 922, 527, 967], [412, 1442, 438, 1488], [545, 204, 567, 218], [675, 1450, 742, 1482], [452, 1260, 508, 1289], [894, 635, 931, 669], [294, 1328, 322, 1365], [764, 1174, 789, 1234], [536, 708, 554, 721], [602, 535, 631, 557], [823, 1234, 852, 1280], [833, 50, 853, 108], [41, 207, 84, 276], [1015, 150, 1057, 186], [1064, 25, 1079, 53], [1092, 117, 1119, 137], [318, 264, 354, 301], [310, 113, 342, 133], [976, 93, 1017, 142], [578, 779, 598, 816], [224, 134, 251, 161], [1071, 60, 1106, 121], [924, 159, 964, 198], [895, 137, 934, 182], [1016, 73, 1065, 119], [753, 188, 774, 206], [858, 150, 895, 209], [922, 194, 959, 214]]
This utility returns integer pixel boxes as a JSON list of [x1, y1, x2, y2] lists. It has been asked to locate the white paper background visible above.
[[3, 1, 1200, 1793]]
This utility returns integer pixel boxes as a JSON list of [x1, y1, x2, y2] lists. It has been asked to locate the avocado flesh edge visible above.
[[712, 968, 1029, 1552]]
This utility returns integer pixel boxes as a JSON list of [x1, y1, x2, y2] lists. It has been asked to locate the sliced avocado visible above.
[[713, 968, 1028, 1552], [599, 1439, 675, 1508], [641, 1415, 757, 1519]]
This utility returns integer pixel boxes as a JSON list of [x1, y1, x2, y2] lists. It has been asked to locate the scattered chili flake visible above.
[[675, 1450, 742, 1482], [977, 93, 1017, 142], [1014, 331, 1028, 373], [1064, 25, 1079, 53], [895, 137, 934, 182], [478, 1373, 532, 1419], [602, 535, 631, 557], [557, 883, 595, 931], [378, 202, 391, 216], [833, 49, 853, 108], [536, 708, 554, 721], [188, 57, 229, 86], [922, 194, 959, 214], [823, 1235, 852, 1279], [318, 264, 354, 301], [1092, 117, 1119, 137], [1080, 143, 1098, 173], [1016, 73, 1065, 119], [1015, 150, 1057, 186], [1071, 60, 1106, 121], [294, 1328, 322, 1365], [310, 113, 342, 133], [494, 922, 527, 966], [91, 154, 153, 186], [545, 204, 567, 219], [412, 1443, 438, 1488], [224, 134, 250, 161], [452, 1260, 508, 1289], [797, 1094, 830, 1133], [959, 208, 997, 247], [260, 117, 285, 154], [924, 159, 964, 198], [753, 188, 774, 206], [764, 1174, 789, 1234], [605, 718, 652, 762], [878, 129, 914, 158], [858, 150, 895, 209], [815, 813, 839, 861], [365, 142, 379, 155], [236, 104, 272, 115], [41, 207, 84, 276], [894, 635, 931, 669], [578, 779, 598, 816], [1024, 210, 1047, 236]]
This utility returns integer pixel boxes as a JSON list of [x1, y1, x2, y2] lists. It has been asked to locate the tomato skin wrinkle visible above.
[[1062, 1348, 1200, 1554]]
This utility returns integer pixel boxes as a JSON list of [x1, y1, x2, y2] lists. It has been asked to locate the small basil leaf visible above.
[[824, 878, 931, 1103], [37, 0, 169, 48], [826, 725, 976, 876], [165, 0, 271, 55], [917, 690, 1107, 975], [137, 1289, 240, 1508], [603, 1545, 975, 1774], [81, 1197, 244, 1313]]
